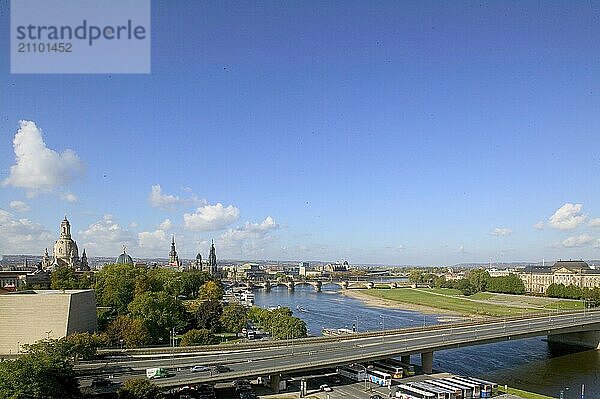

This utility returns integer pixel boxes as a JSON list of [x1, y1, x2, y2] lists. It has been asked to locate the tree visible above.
[[50, 266, 77, 290], [106, 315, 152, 348], [180, 270, 210, 298], [128, 292, 188, 343], [63, 332, 109, 360], [195, 300, 223, 332], [118, 378, 162, 399], [95, 263, 144, 314], [457, 279, 476, 296], [200, 280, 224, 302], [467, 269, 490, 293], [180, 329, 217, 346], [220, 303, 248, 333], [0, 346, 80, 398]]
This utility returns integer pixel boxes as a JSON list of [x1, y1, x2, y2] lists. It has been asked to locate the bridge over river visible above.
[[79, 309, 600, 392]]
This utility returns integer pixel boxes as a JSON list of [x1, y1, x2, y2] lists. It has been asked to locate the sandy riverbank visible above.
[[341, 289, 466, 319]]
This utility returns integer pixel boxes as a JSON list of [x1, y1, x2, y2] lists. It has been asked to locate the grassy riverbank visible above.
[[498, 386, 556, 399], [348, 288, 583, 317]]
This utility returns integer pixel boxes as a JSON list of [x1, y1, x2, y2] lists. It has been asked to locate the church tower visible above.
[[79, 249, 90, 271], [52, 216, 80, 270], [193, 253, 203, 270], [169, 235, 181, 267], [208, 240, 217, 276]]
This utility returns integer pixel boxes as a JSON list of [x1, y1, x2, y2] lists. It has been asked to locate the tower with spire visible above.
[[48, 216, 81, 270], [168, 235, 181, 267], [208, 240, 218, 276]]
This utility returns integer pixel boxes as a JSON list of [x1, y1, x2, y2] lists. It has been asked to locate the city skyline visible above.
[[2, 2, 600, 264]]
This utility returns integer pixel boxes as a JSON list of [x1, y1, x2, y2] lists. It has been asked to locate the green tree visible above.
[[118, 378, 162, 399], [50, 266, 78, 290], [180, 329, 217, 346], [220, 303, 248, 333], [180, 270, 210, 298], [106, 315, 152, 348], [195, 300, 223, 332], [0, 347, 80, 398], [200, 280, 224, 302], [128, 292, 188, 343], [63, 332, 109, 360], [95, 263, 144, 314], [467, 269, 490, 293]]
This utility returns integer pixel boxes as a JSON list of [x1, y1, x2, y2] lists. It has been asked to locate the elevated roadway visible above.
[[78, 309, 600, 390]]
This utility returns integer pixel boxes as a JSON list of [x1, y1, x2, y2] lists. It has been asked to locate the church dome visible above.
[[116, 249, 133, 265]]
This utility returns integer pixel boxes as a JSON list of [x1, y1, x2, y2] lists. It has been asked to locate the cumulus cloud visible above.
[[218, 216, 279, 256], [159, 218, 173, 230], [79, 214, 135, 256], [0, 209, 53, 254], [60, 192, 78, 203], [547, 203, 587, 230], [3, 121, 85, 197], [490, 227, 512, 236], [9, 200, 29, 212], [138, 229, 170, 256], [533, 221, 545, 230], [148, 185, 206, 210], [589, 218, 600, 228], [183, 203, 240, 231], [561, 234, 595, 248]]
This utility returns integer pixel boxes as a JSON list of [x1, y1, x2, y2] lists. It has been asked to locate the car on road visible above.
[[190, 365, 210, 372], [213, 365, 231, 373], [369, 395, 384, 399], [319, 384, 333, 392], [90, 377, 112, 387]]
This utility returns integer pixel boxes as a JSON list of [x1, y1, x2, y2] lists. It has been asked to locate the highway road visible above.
[[77, 309, 600, 389]]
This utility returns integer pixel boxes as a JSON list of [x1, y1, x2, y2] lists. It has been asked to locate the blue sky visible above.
[[1, 1, 600, 265]]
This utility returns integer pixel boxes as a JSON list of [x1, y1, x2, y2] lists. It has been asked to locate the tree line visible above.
[[409, 269, 526, 296]]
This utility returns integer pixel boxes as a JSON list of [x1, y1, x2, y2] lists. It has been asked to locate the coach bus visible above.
[[336, 365, 366, 382], [444, 378, 481, 399], [428, 379, 470, 399], [368, 369, 392, 387], [372, 361, 404, 379], [396, 384, 436, 399], [410, 381, 456, 399], [459, 377, 498, 397], [388, 358, 416, 376]]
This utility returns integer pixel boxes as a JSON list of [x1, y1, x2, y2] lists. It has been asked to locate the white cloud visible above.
[[547, 203, 587, 230], [159, 218, 173, 230], [533, 221, 545, 230], [0, 210, 53, 254], [218, 216, 280, 256], [3, 121, 85, 196], [148, 185, 206, 210], [589, 218, 600, 228], [490, 227, 512, 236], [78, 214, 135, 256], [9, 200, 29, 212], [60, 192, 78, 203], [137, 229, 169, 256], [183, 203, 240, 231], [561, 234, 595, 248]]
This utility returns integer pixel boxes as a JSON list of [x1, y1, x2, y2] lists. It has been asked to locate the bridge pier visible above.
[[366, 282, 374, 289], [421, 351, 433, 374], [263, 281, 271, 291], [400, 355, 410, 364], [341, 281, 349, 290], [270, 373, 281, 393], [287, 282, 295, 291], [548, 331, 600, 349], [314, 281, 322, 292]]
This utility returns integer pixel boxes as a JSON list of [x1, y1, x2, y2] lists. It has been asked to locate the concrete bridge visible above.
[[230, 279, 411, 291], [80, 309, 600, 392]]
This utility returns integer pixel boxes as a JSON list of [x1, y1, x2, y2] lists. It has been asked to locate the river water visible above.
[[254, 285, 599, 398]]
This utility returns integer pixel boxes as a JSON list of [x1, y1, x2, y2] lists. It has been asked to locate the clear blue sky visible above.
[[1, 1, 600, 265]]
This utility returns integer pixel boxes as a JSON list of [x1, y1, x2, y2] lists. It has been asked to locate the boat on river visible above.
[[321, 327, 356, 336]]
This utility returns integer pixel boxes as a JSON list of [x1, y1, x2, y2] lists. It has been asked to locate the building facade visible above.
[[519, 260, 600, 293], [42, 217, 89, 272]]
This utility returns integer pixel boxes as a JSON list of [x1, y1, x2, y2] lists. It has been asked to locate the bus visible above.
[[428, 380, 470, 399], [372, 361, 404, 379], [410, 381, 455, 399], [424, 380, 462, 399], [444, 378, 481, 399], [460, 377, 498, 398], [388, 358, 416, 376], [368, 369, 392, 387], [336, 365, 366, 382], [396, 384, 436, 399]]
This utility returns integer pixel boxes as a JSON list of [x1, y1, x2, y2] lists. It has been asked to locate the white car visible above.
[[190, 365, 210, 372], [320, 384, 333, 392]]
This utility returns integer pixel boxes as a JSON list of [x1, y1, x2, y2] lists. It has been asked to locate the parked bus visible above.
[[429, 380, 470, 399], [368, 369, 392, 387], [410, 381, 455, 399], [444, 378, 481, 399], [396, 384, 436, 399], [372, 361, 404, 379], [425, 380, 462, 399], [460, 377, 498, 397], [388, 358, 416, 376], [336, 365, 366, 382]]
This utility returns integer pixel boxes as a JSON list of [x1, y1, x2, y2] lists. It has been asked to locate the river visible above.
[[253, 285, 599, 398]]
